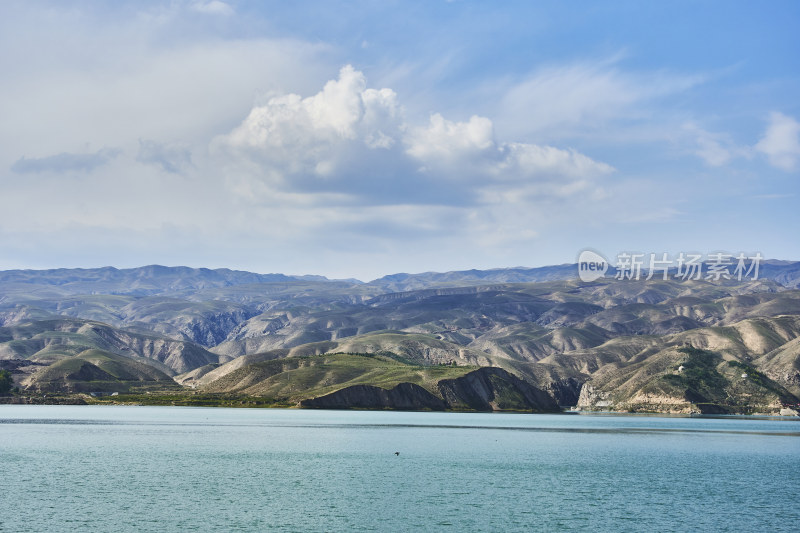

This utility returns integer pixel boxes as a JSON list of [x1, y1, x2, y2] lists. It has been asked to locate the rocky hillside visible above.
[[576, 346, 796, 414], [0, 317, 228, 374], [2, 265, 800, 413], [22, 349, 178, 394], [199, 352, 558, 412]]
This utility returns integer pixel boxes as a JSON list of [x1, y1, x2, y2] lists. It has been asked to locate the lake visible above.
[[1, 406, 798, 532]]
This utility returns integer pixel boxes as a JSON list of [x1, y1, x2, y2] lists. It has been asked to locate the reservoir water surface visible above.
[[1, 406, 798, 532]]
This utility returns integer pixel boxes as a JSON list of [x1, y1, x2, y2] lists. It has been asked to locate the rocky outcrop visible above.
[[576, 383, 611, 409], [300, 367, 559, 412], [437, 367, 558, 412], [177, 309, 256, 346], [546, 377, 585, 406]]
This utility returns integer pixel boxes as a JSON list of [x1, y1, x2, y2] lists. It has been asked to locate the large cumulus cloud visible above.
[[215, 65, 614, 206]]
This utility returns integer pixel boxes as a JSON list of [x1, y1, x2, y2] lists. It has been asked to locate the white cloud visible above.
[[756, 112, 800, 171], [406, 113, 613, 185], [218, 65, 403, 181], [218, 66, 613, 203], [191, 1, 234, 16], [497, 143, 614, 179], [407, 114, 494, 161]]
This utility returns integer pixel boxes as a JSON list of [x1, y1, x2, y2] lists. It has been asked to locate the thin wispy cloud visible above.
[[496, 58, 706, 140], [191, 1, 234, 17], [11, 148, 120, 174], [684, 114, 800, 171], [683, 122, 752, 167], [137, 140, 193, 174]]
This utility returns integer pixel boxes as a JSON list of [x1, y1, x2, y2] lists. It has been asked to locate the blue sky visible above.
[[0, 0, 798, 281]]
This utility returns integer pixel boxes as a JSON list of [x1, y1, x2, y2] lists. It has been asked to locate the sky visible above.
[[0, 0, 798, 281]]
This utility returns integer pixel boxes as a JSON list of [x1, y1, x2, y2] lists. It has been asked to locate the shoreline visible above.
[[2, 395, 799, 419]]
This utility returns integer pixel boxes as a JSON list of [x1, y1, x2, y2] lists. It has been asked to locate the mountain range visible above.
[[2, 263, 799, 413]]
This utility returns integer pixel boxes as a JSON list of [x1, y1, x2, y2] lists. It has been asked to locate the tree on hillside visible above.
[[0, 369, 13, 395]]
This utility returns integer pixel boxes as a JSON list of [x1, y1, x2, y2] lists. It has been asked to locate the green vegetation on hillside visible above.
[[726, 360, 795, 403], [660, 347, 729, 403], [204, 352, 478, 401], [88, 392, 294, 408], [632, 347, 798, 413]]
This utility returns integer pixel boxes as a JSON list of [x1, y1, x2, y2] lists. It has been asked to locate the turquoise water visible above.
[[1, 407, 798, 532]]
